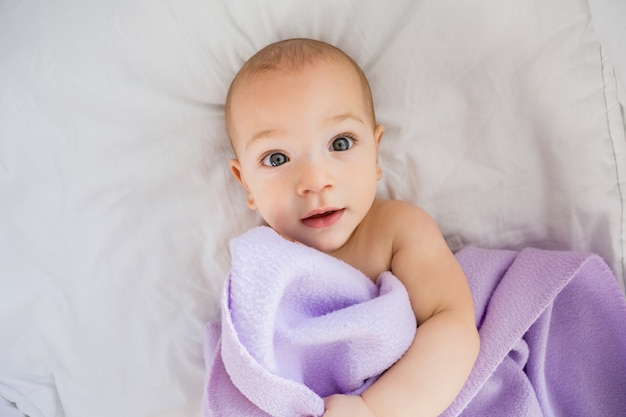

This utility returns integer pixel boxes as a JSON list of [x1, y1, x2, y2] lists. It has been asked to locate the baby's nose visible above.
[[295, 160, 335, 195]]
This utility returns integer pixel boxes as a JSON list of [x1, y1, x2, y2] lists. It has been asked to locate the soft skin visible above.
[[229, 60, 383, 254], [228, 46, 479, 417]]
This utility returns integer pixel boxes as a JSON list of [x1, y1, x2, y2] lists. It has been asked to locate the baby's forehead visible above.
[[228, 61, 363, 142], [241, 56, 356, 86], [226, 43, 375, 140], [233, 59, 365, 113]]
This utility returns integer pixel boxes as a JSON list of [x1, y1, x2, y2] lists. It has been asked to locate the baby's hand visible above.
[[323, 394, 376, 417]]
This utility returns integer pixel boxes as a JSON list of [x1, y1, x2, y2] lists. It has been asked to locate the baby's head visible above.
[[226, 38, 384, 252], [225, 38, 376, 144]]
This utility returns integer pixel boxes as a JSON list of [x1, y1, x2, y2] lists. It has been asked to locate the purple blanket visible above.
[[204, 226, 626, 417]]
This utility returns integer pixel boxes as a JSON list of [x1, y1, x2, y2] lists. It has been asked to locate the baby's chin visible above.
[[297, 235, 350, 254], [269, 230, 331, 252]]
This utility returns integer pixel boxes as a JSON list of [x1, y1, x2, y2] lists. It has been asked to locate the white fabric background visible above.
[[0, 0, 624, 416]]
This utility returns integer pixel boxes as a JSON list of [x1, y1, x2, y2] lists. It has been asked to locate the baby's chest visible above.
[[338, 241, 392, 282]]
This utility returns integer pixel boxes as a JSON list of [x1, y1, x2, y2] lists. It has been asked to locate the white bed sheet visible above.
[[590, 0, 626, 104], [1, 0, 624, 416], [0, 397, 26, 417]]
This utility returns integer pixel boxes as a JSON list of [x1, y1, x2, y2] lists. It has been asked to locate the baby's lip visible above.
[[302, 207, 343, 220], [301, 207, 344, 229]]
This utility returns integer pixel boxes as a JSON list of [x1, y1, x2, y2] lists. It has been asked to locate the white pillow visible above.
[[590, 0, 626, 104], [0, 0, 623, 416]]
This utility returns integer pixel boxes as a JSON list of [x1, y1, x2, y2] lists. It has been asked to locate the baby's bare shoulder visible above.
[[368, 199, 443, 248], [370, 199, 433, 226], [345, 199, 443, 278]]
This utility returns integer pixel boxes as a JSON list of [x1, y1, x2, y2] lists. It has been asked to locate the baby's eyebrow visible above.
[[246, 128, 284, 150], [328, 113, 365, 125]]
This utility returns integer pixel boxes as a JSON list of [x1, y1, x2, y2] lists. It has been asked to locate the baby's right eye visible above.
[[261, 152, 289, 167]]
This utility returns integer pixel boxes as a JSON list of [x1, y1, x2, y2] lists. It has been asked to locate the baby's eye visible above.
[[330, 136, 354, 152], [261, 152, 289, 167]]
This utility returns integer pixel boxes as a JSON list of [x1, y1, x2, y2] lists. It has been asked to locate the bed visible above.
[[1, 0, 625, 416]]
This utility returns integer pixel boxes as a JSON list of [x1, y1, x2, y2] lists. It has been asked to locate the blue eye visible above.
[[261, 152, 289, 167], [330, 136, 354, 152]]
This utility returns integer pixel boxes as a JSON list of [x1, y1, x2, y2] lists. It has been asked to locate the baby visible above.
[[225, 38, 479, 417]]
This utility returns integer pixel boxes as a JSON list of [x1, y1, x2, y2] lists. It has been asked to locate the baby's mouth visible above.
[[301, 208, 344, 228], [307, 210, 336, 219]]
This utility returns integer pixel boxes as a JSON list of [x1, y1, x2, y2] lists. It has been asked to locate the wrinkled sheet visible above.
[[1, 0, 625, 416]]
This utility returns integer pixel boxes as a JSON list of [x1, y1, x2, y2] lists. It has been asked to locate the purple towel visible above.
[[204, 226, 416, 417], [204, 226, 626, 417], [443, 246, 626, 417]]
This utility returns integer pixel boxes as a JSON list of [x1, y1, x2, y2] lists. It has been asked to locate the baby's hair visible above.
[[225, 38, 376, 138]]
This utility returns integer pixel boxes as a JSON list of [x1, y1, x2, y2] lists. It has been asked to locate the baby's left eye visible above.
[[330, 136, 354, 152]]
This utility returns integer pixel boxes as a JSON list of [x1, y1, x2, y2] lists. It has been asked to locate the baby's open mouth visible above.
[[307, 210, 337, 219], [301, 208, 344, 228]]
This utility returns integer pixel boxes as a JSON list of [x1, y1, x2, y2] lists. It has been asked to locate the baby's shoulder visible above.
[[368, 199, 441, 239], [343, 199, 441, 277], [369, 198, 431, 223]]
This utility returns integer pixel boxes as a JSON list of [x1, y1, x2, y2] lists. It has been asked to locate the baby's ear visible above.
[[229, 159, 257, 210], [374, 125, 384, 180], [374, 124, 385, 146]]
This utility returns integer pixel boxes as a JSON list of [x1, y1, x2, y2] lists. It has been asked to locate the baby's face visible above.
[[228, 59, 383, 253]]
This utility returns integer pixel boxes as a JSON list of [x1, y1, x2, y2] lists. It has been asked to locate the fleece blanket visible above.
[[204, 226, 626, 417]]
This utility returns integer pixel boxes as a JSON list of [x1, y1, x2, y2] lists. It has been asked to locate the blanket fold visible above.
[[443, 246, 626, 417], [204, 226, 416, 417], [204, 227, 626, 417]]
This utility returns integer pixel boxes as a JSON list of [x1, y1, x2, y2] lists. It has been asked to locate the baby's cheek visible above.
[[259, 202, 290, 228]]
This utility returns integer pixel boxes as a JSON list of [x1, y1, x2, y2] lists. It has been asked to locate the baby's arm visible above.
[[325, 202, 479, 417]]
